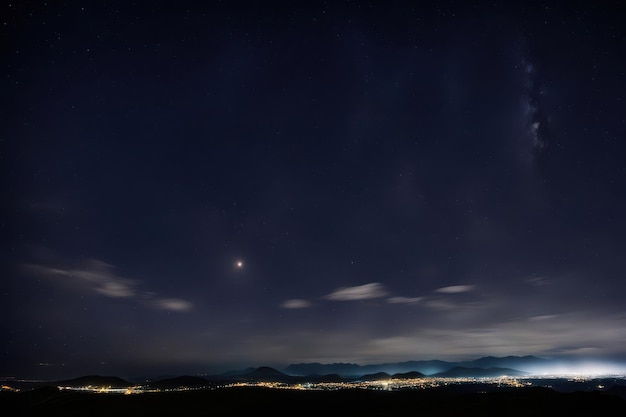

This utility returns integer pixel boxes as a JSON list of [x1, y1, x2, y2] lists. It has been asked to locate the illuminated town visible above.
[[13, 374, 615, 395], [222, 375, 532, 391]]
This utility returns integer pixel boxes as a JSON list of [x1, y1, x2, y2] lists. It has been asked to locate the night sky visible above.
[[2, 1, 626, 379]]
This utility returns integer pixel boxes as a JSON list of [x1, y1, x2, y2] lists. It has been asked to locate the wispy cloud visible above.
[[151, 298, 193, 312], [529, 314, 558, 321], [387, 296, 424, 304], [324, 282, 388, 301], [281, 299, 312, 309], [526, 276, 551, 287], [434, 284, 475, 294], [424, 299, 459, 310], [26, 259, 137, 298], [285, 283, 423, 309], [24, 259, 193, 312]]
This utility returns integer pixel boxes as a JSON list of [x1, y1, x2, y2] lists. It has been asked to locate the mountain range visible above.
[[282, 355, 548, 377], [20, 355, 626, 392], [51, 366, 524, 390], [46, 356, 550, 389]]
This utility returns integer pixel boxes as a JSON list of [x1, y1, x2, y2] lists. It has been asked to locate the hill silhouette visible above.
[[147, 375, 210, 390], [239, 366, 292, 382], [359, 372, 392, 381], [606, 385, 626, 400], [54, 375, 131, 388], [392, 371, 426, 379]]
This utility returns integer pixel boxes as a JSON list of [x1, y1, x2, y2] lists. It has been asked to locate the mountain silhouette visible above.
[[283, 355, 548, 377], [147, 375, 210, 390], [359, 372, 392, 381], [457, 355, 549, 370], [432, 366, 527, 378], [392, 371, 426, 379], [239, 366, 292, 382], [54, 375, 131, 388]]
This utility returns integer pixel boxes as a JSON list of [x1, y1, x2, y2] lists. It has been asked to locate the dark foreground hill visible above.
[[1, 385, 624, 417]]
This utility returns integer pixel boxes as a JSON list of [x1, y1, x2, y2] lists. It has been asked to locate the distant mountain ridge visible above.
[[46, 356, 559, 389], [432, 366, 528, 378], [14, 355, 621, 395], [283, 355, 548, 377]]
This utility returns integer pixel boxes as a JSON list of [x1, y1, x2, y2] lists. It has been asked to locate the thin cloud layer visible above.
[[324, 282, 388, 301], [286, 281, 483, 312], [435, 285, 476, 294], [387, 296, 424, 304], [23, 259, 193, 312], [281, 299, 312, 309], [152, 298, 193, 312]]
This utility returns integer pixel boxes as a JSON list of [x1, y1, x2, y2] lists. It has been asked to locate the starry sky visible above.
[[2, 1, 626, 379]]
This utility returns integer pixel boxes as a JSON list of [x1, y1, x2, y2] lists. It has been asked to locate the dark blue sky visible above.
[[2, 1, 626, 379]]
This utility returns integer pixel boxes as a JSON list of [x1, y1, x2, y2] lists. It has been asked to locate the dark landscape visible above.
[[3, 356, 626, 417], [2, 383, 625, 417]]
